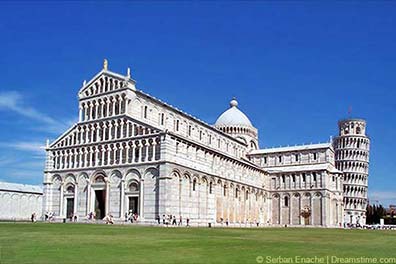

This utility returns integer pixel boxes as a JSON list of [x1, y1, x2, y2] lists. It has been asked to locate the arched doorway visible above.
[[92, 175, 107, 219], [126, 181, 140, 214]]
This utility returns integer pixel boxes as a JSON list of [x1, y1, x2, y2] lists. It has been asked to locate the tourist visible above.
[[162, 214, 166, 225], [133, 213, 139, 222], [125, 212, 128, 222], [103, 214, 114, 224], [186, 217, 190, 227], [128, 210, 133, 223], [31, 213, 36, 223], [48, 212, 54, 222], [156, 215, 160, 224], [226, 218, 229, 227], [172, 215, 177, 226], [178, 215, 182, 226]]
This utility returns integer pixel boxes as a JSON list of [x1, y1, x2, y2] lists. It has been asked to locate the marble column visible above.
[[60, 183, 64, 217], [105, 180, 110, 215], [73, 185, 78, 215], [139, 179, 144, 219], [120, 179, 125, 218]]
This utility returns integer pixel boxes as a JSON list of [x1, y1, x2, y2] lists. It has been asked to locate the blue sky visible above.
[[0, 2, 395, 205]]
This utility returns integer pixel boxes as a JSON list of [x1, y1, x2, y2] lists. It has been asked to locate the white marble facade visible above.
[[43, 61, 369, 227]]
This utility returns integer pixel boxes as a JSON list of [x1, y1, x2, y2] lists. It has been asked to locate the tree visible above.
[[366, 202, 387, 224]]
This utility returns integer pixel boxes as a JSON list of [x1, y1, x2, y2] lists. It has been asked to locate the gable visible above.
[[78, 70, 136, 100]]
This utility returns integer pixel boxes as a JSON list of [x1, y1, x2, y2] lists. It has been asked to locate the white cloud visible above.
[[369, 190, 396, 206], [0, 91, 71, 134], [0, 141, 46, 154]]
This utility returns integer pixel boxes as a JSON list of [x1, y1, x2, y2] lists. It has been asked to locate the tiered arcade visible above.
[[333, 119, 370, 225]]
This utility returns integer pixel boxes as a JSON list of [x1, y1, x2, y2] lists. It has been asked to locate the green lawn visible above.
[[0, 223, 395, 264]]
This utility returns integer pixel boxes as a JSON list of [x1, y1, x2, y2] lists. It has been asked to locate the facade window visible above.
[[246, 191, 249, 200], [199, 131, 202, 140], [129, 182, 139, 192], [284, 196, 289, 207], [263, 156, 267, 164], [143, 106, 148, 118], [209, 135, 212, 144], [313, 153, 317, 160], [193, 179, 197, 191], [313, 172, 317, 182], [278, 156, 282, 163], [188, 125, 192, 136], [295, 154, 299, 162], [160, 113, 165, 125], [292, 174, 296, 182], [66, 185, 75, 193], [281, 175, 285, 183], [223, 185, 227, 196], [235, 189, 239, 198], [209, 182, 213, 194], [302, 173, 306, 182], [176, 142, 180, 153], [175, 120, 180, 131]]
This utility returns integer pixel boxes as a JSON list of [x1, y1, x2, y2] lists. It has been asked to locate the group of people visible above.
[[68, 213, 78, 222], [156, 215, 190, 227], [220, 218, 262, 227], [125, 210, 139, 223], [44, 211, 55, 222]]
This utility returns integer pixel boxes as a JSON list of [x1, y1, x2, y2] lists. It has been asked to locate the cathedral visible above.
[[43, 61, 370, 227]]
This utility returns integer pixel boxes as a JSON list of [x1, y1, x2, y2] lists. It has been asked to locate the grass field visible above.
[[0, 223, 396, 264]]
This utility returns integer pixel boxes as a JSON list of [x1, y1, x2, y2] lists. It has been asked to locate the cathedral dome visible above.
[[214, 98, 253, 127]]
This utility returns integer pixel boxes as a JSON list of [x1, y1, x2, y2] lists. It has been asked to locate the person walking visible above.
[[156, 215, 160, 224], [178, 215, 182, 226], [186, 217, 190, 227], [31, 213, 36, 223]]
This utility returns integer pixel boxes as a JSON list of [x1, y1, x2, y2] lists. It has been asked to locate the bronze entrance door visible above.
[[66, 198, 74, 219]]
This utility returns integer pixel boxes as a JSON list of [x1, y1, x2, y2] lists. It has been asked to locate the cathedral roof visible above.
[[264, 163, 342, 174], [215, 98, 253, 127], [0, 181, 42, 194], [250, 142, 332, 155]]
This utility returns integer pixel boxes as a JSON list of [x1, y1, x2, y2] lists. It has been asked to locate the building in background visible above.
[[42, 61, 370, 226], [0, 182, 42, 220]]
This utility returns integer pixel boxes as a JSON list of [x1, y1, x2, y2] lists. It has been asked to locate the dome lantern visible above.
[[214, 98, 259, 150]]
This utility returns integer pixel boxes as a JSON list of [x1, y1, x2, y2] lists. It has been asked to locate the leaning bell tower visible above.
[[333, 119, 370, 225]]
